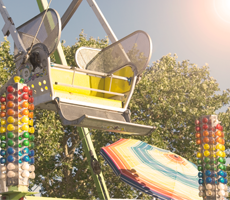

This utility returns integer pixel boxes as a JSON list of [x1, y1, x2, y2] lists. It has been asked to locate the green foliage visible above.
[[1, 34, 230, 199], [0, 37, 15, 86]]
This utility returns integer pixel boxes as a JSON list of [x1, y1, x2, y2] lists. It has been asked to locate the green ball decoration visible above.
[[1, 143, 6, 148], [198, 166, 203, 171], [223, 165, 226, 171], [7, 140, 14, 146], [7, 132, 14, 139], [23, 132, 30, 138], [22, 140, 29, 146], [205, 164, 211, 170], [19, 136, 22, 140], [29, 142, 35, 149], [19, 78, 25, 83], [1, 135, 6, 141], [197, 159, 202, 164], [218, 164, 224, 170], [29, 135, 35, 141], [218, 157, 224, 163], [18, 144, 22, 148], [204, 157, 210, 163], [222, 158, 226, 164]]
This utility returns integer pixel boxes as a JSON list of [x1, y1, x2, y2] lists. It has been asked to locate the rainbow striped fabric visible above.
[[100, 139, 202, 200]]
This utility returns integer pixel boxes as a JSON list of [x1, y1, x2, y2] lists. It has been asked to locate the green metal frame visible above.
[[35, 1, 110, 199]]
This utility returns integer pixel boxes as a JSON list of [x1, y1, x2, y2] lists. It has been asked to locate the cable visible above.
[[28, 0, 53, 55]]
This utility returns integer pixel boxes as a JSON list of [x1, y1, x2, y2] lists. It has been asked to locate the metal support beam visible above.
[[78, 128, 110, 200], [36, 0, 67, 66], [36, 1, 110, 199], [86, 0, 118, 43], [61, 0, 83, 30], [0, 0, 26, 53]]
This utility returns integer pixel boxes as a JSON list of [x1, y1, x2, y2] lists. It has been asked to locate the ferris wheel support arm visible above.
[[0, 0, 26, 53], [86, 0, 118, 43]]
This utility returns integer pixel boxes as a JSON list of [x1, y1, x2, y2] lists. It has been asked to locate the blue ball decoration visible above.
[[22, 147, 29, 154], [7, 155, 14, 162], [198, 179, 203, 184], [218, 177, 225, 183], [0, 158, 6, 164], [18, 159, 22, 164], [224, 178, 228, 184], [198, 172, 203, 178], [22, 155, 30, 162], [7, 147, 14, 155], [205, 170, 211, 176], [218, 170, 224, 177], [18, 151, 22, 156], [206, 177, 212, 184], [0, 150, 6, 156], [223, 172, 227, 178], [29, 150, 34, 157], [29, 157, 35, 164]]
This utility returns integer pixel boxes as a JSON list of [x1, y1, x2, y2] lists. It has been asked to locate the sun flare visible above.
[[214, 0, 230, 23]]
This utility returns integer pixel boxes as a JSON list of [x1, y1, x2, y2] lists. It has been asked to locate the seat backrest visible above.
[[75, 47, 101, 69], [86, 30, 152, 76], [14, 9, 61, 56]]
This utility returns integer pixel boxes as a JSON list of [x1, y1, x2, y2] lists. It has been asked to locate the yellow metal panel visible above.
[[104, 66, 133, 98], [90, 76, 105, 97], [55, 91, 122, 108], [51, 68, 91, 95]]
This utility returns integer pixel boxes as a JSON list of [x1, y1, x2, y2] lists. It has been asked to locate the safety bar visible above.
[[55, 82, 125, 97], [51, 63, 132, 82]]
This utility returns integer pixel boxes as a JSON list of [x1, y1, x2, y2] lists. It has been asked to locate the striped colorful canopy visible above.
[[100, 139, 202, 200]]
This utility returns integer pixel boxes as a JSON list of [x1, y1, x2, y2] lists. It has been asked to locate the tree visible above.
[[0, 33, 230, 199]]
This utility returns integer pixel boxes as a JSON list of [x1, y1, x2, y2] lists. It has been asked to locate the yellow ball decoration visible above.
[[7, 124, 15, 131], [216, 151, 223, 157], [21, 124, 29, 131], [21, 116, 29, 124], [14, 76, 21, 83], [204, 144, 210, 150], [1, 119, 6, 126], [0, 127, 6, 133], [204, 150, 210, 157], [18, 128, 22, 133], [221, 145, 225, 151], [7, 116, 15, 124], [28, 120, 33, 127], [222, 152, 226, 158], [216, 144, 222, 150], [29, 127, 35, 134], [197, 152, 202, 158]]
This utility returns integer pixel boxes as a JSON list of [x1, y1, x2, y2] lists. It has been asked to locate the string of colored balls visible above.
[[196, 117, 228, 197], [0, 77, 35, 184]]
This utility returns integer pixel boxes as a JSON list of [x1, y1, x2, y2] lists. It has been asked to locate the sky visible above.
[[0, 0, 230, 196], [0, 0, 230, 98]]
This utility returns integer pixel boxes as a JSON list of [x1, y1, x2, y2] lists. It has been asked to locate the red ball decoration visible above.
[[18, 89, 22, 95], [7, 93, 15, 101], [208, 119, 212, 124], [18, 97, 22, 102], [22, 93, 29, 100], [28, 97, 34, 103], [195, 120, 200, 125], [7, 86, 15, 93], [0, 97, 6, 103], [28, 90, 33, 96], [202, 117, 208, 123], [22, 86, 29, 93], [203, 124, 208, 130], [196, 126, 200, 131], [216, 124, 221, 130], [219, 126, 223, 131]]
